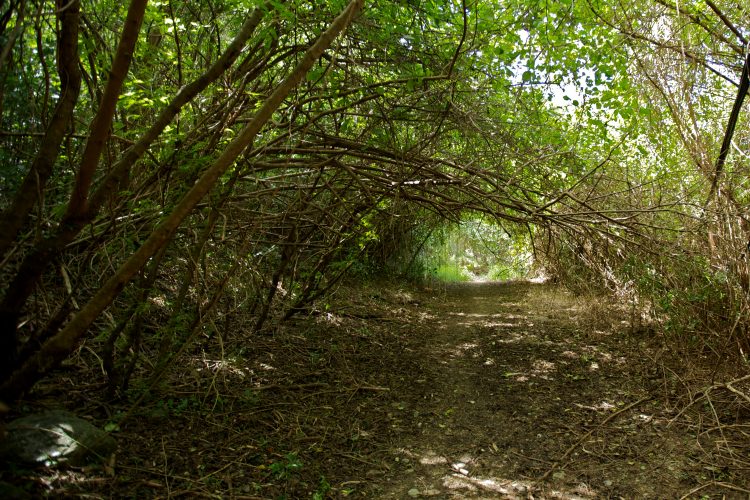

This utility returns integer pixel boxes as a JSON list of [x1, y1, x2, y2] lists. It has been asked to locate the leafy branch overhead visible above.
[[0, 0, 748, 414]]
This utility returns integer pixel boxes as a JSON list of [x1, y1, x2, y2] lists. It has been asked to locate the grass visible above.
[[433, 264, 470, 282]]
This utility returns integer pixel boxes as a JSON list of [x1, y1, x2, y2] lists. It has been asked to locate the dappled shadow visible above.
[[366, 282, 697, 498], [14, 281, 732, 498]]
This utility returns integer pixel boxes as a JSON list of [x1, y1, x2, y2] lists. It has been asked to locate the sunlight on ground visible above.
[[395, 447, 599, 499], [196, 358, 249, 378], [190, 354, 281, 388], [494, 331, 535, 344], [390, 283, 652, 499], [183, 283, 647, 498], [531, 359, 556, 374]]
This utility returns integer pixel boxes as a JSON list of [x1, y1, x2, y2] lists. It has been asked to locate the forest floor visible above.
[[4, 281, 750, 498]]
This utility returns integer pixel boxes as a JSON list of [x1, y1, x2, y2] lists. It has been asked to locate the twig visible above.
[[679, 482, 710, 499], [669, 374, 750, 427], [252, 382, 329, 391], [724, 375, 750, 405], [198, 447, 259, 482], [337, 452, 381, 467], [539, 396, 651, 481], [679, 480, 750, 500], [161, 436, 170, 498]]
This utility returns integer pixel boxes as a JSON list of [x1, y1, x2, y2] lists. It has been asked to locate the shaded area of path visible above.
[[8, 280, 738, 499], [365, 282, 700, 498]]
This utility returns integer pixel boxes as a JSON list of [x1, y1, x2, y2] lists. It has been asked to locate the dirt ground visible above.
[[3, 281, 750, 498], [358, 282, 710, 499]]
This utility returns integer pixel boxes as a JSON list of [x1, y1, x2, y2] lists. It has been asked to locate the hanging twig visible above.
[[706, 46, 750, 203]]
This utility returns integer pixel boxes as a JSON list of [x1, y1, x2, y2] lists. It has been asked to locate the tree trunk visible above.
[[0, 0, 81, 378], [65, 0, 149, 220], [0, 3, 270, 377], [0, 0, 365, 401]]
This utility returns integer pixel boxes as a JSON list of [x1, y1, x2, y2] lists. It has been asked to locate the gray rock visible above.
[[0, 410, 116, 466]]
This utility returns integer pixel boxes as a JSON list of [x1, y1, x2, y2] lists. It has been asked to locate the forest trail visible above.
[[5, 1, 750, 497], [363, 282, 705, 499], [8, 282, 737, 499]]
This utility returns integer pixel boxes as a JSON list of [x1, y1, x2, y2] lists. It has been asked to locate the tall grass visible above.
[[433, 264, 471, 282]]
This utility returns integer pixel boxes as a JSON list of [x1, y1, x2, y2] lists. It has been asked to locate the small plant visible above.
[[159, 395, 199, 416], [356, 326, 370, 336], [205, 475, 223, 489], [309, 351, 323, 365], [269, 452, 303, 480], [312, 476, 331, 499], [240, 388, 261, 407]]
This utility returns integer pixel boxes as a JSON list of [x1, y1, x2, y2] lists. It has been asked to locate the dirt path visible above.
[[363, 282, 704, 499], [10, 281, 741, 499]]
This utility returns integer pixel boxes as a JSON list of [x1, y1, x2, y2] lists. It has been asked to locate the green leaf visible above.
[[104, 422, 120, 433]]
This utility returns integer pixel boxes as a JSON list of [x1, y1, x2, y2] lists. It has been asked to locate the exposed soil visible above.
[[360, 282, 696, 499], [3, 281, 749, 498]]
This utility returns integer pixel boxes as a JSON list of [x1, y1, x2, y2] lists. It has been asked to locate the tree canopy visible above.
[[0, 0, 748, 400]]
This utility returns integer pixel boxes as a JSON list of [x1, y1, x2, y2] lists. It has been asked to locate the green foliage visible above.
[[623, 253, 740, 346], [239, 388, 262, 408], [3, 0, 750, 402], [269, 452, 303, 480], [159, 395, 200, 416], [418, 218, 533, 282], [432, 264, 470, 283], [312, 476, 332, 500]]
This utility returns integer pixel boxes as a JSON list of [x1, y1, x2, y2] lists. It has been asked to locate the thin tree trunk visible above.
[[0, 0, 146, 377], [253, 231, 298, 334], [0, 0, 81, 377], [0, 0, 25, 73], [65, 0, 149, 220], [0, 3, 270, 373], [0, 0, 365, 400], [157, 165, 244, 362], [0, 0, 80, 258]]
